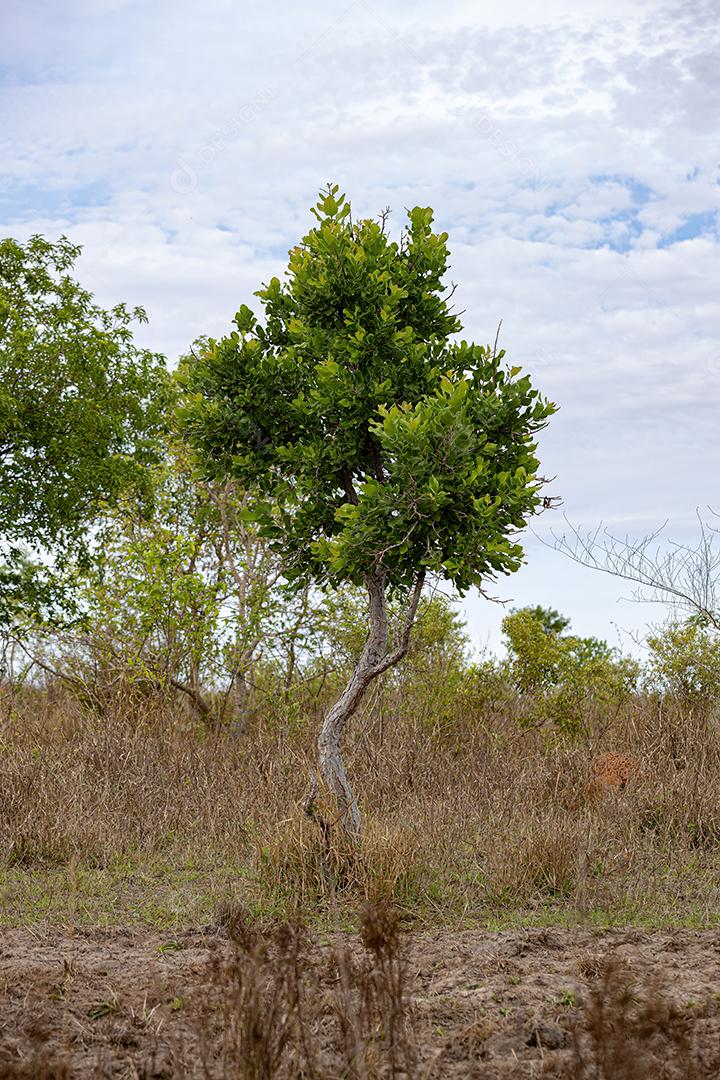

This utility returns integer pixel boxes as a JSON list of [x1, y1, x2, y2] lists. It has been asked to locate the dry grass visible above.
[[566, 955, 720, 1079], [3, 667, 720, 1074], [0, 902, 421, 1079], [1, 672, 720, 930]]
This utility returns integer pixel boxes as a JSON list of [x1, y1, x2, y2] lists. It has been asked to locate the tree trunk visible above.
[[317, 571, 425, 836]]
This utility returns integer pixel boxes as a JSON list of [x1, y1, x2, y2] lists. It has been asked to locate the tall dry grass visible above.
[[1, 663, 720, 927]]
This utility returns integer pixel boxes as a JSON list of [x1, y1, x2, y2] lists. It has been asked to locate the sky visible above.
[[1, 0, 718, 657]]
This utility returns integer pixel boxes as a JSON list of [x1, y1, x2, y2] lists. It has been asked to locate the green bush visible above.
[[645, 621, 720, 712]]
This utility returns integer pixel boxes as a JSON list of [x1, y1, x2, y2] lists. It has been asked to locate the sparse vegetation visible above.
[[1, 608, 720, 931], [3, 907, 720, 1076]]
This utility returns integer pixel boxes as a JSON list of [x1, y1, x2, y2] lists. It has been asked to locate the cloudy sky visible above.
[[1, 0, 718, 655]]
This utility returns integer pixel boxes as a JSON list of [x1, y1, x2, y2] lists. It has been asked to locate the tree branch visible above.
[[167, 673, 215, 718], [371, 569, 426, 677], [340, 467, 359, 506], [549, 512, 720, 632]]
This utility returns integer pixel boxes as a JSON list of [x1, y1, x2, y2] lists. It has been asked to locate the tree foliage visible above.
[[0, 235, 170, 624], [180, 186, 556, 596], [502, 607, 639, 735], [511, 604, 571, 635], [645, 620, 720, 711], [28, 439, 325, 726]]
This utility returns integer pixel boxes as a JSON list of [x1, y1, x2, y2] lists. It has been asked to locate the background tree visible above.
[[10, 436, 329, 729], [511, 604, 571, 635], [502, 607, 639, 735], [0, 235, 169, 627], [646, 620, 720, 714], [181, 185, 556, 833]]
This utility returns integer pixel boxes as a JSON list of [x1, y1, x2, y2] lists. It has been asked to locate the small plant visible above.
[[88, 992, 119, 1020], [158, 939, 183, 954], [197, 900, 418, 1078], [331, 900, 418, 1078], [203, 910, 314, 1079]]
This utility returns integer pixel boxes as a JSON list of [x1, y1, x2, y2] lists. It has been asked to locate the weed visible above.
[[568, 956, 720, 1078]]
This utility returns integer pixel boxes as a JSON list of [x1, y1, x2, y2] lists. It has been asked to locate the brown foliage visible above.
[[567, 955, 720, 1079]]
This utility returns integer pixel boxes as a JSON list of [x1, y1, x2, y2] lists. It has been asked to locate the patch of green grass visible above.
[[4, 850, 720, 933], [0, 858, 248, 930], [89, 995, 119, 1020]]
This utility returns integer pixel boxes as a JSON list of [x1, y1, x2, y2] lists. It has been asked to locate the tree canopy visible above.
[[181, 186, 556, 598], [0, 234, 170, 624]]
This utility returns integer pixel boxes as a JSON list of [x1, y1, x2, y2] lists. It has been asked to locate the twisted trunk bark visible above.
[[317, 571, 425, 835]]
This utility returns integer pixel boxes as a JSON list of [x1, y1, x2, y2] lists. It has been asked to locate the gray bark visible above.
[[317, 570, 425, 835]]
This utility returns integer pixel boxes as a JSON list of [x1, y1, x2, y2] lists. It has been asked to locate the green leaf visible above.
[[180, 187, 556, 594], [234, 304, 256, 333]]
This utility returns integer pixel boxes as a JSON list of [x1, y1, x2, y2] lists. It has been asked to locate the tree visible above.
[[511, 604, 571, 635], [645, 620, 720, 712], [551, 512, 720, 633], [0, 235, 169, 626], [181, 185, 556, 833], [12, 436, 325, 729], [502, 607, 639, 735], [72, 440, 246, 724]]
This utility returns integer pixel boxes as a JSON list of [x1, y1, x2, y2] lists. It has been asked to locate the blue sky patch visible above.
[[658, 210, 718, 248]]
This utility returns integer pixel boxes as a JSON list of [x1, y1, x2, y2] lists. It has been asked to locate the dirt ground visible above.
[[2, 925, 720, 1077]]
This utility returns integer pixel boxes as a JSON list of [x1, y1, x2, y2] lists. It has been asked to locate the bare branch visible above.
[[548, 512, 720, 632], [492, 320, 503, 362], [9, 636, 87, 692], [167, 673, 215, 719]]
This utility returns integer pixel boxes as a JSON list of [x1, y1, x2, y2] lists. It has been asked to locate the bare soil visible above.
[[2, 926, 720, 1077]]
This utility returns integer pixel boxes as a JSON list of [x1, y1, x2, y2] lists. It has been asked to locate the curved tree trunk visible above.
[[317, 571, 425, 835]]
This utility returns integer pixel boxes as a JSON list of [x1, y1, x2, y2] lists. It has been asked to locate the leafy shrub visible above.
[[645, 621, 720, 712]]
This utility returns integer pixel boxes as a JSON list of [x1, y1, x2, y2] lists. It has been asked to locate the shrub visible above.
[[646, 621, 720, 713]]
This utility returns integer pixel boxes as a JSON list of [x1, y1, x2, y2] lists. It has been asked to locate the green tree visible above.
[[646, 620, 720, 712], [502, 608, 639, 735], [0, 235, 169, 626], [181, 186, 556, 832], [76, 441, 238, 722], [512, 604, 571, 635], [33, 438, 317, 728]]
